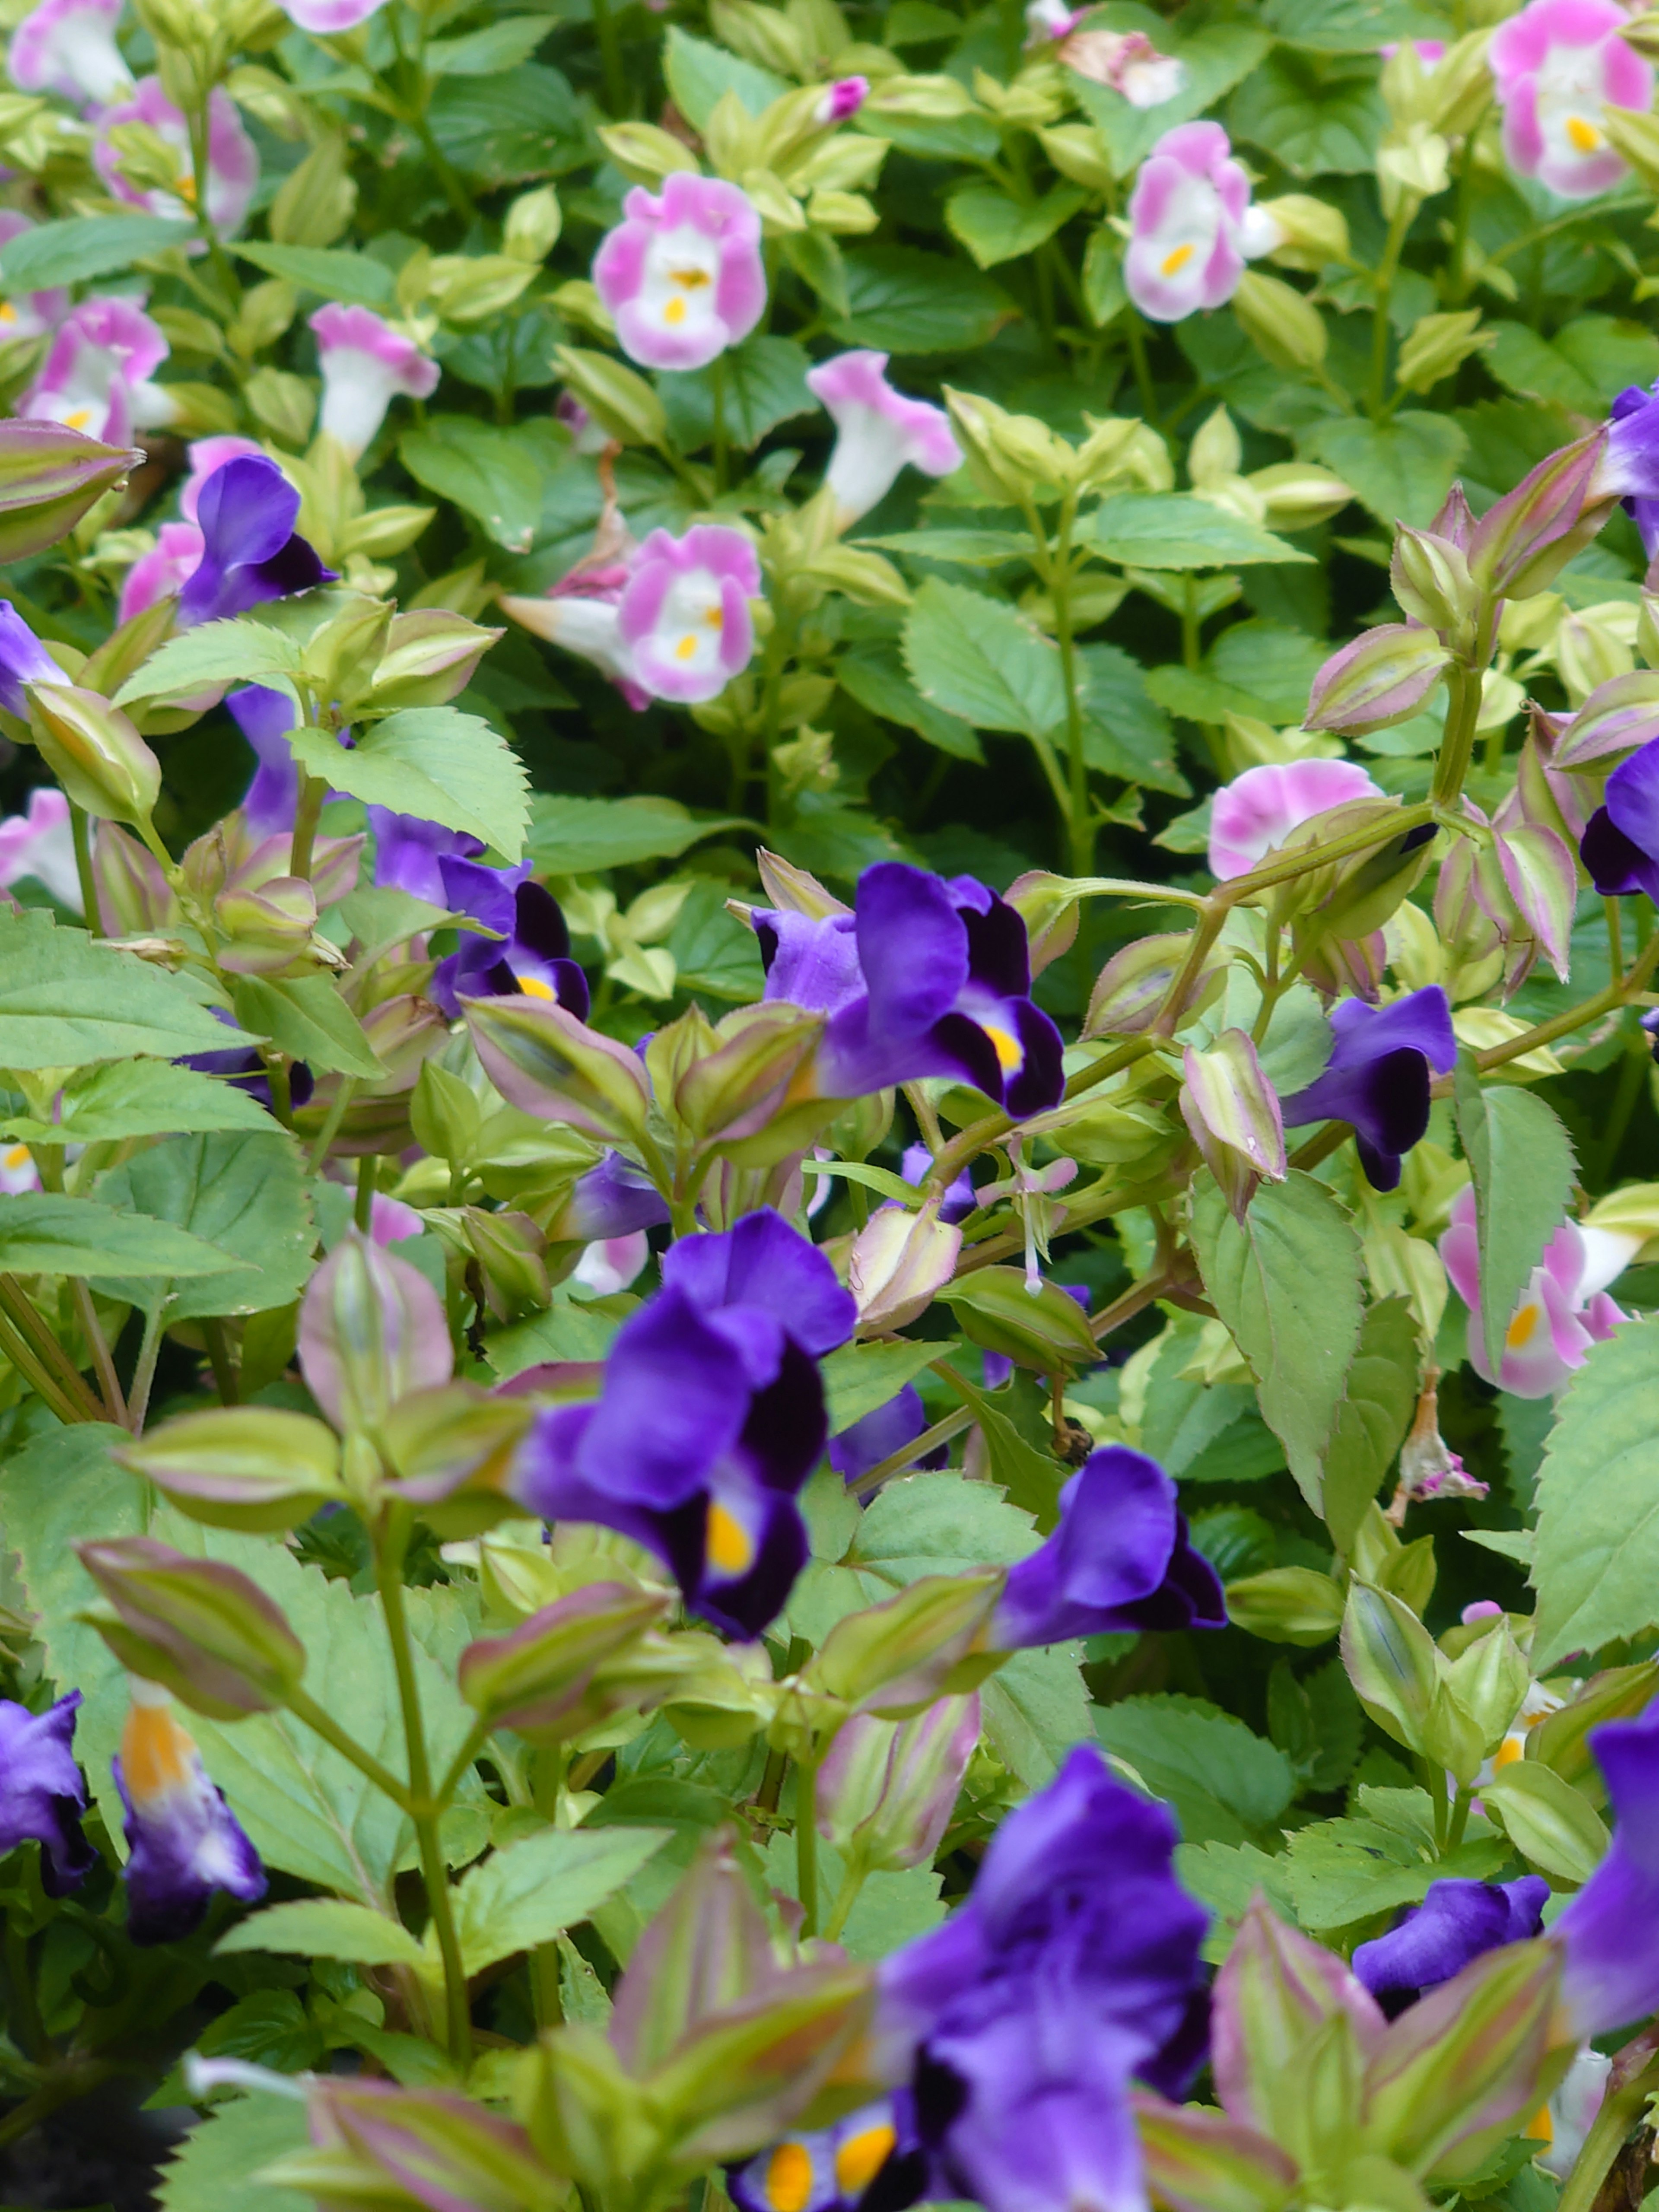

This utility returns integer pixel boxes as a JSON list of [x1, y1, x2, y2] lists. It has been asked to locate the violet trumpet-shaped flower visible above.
[[429, 855, 591, 1022], [877, 1745, 1210, 2212], [1278, 986, 1457, 1192], [0, 1691, 95, 1895], [0, 784, 80, 909], [753, 903, 864, 1015], [1208, 757, 1383, 880], [616, 524, 761, 705], [1488, 0, 1652, 201], [829, 1384, 949, 1487], [21, 295, 173, 444], [1580, 731, 1659, 900], [1059, 26, 1188, 104], [1554, 1700, 1659, 2034], [182, 1004, 315, 1114], [1125, 122, 1279, 324], [8, 0, 130, 107], [310, 305, 439, 460], [370, 808, 482, 904], [1352, 1876, 1549, 2015], [0, 213, 68, 340], [990, 1446, 1225, 1648], [177, 456, 334, 628], [179, 433, 268, 522], [512, 1208, 855, 1637], [1440, 1183, 1627, 1396], [0, 599, 65, 716], [804, 352, 962, 527], [95, 79, 257, 237], [729, 2098, 925, 2212], [594, 173, 766, 372], [229, 685, 303, 836], [114, 1680, 264, 1944], [549, 1151, 671, 1242], [900, 1142, 976, 1223], [117, 519, 202, 623]]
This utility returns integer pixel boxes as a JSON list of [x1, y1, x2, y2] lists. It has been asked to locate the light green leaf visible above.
[[1322, 1298, 1419, 1554], [528, 793, 746, 874], [667, 877, 767, 1001], [446, 1823, 670, 1976], [831, 245, 1013, 355], [822, 1338, 947, 1434], [216, 1898, 426, 1968], [982, 1642, 1091, 1786], [859, 528, 1030, 569], [760, 1832, 946, 1960], [93, 1130, 315, 1319], [0, 213, 194, 290], [1090, 493, 1309, 569], [1095, 1694, 1294, 1847], [1262, 0, 1417, 50], [112, 618, 303, 706], [156, 2088, 311, 2212], [293, 709, 529, 862], [429, 64, 582, 186], [663, 25, 791, 127], [0, 1059, 273, 1144], [427, 14, 557, 72], [1176, 1837, 1295, 1961], [1486, 321, 1603, 416], [0, 1191, 242, 1278], [788, 1466, 1038, 1643], [1209, 620, 1331, 726], [1308, 411, 1469, 530], [903, 577, 1065, 738], [1227, 50, 1384, 176], [0, 909, 258, 1068], [1454, 1068, 1576, 1374], [1141, 1321, 1256, 1475], [837, 648, 983, 762], [1480, 1763, 1608, 1885], [230, 975, 384, 1081], [1190, 1171, 1365, 1513], [659, 336, 816, 452], [399, 417, 545, 553], [945, 183, 1087, 270], [233, 242, 396, 308], [1279, 1811, 1507, 1930], [1532, 1316, 1659, 1666], [1488, 315, 1659, 416]]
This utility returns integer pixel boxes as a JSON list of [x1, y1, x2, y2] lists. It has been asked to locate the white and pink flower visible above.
[[0, 786, 79, 911], [179, 434, 268, 522], [815, 76, 869, 124], [572, 1231, 650, 1295], [1026, 0, 1087, 39], [20, 295, 173, 444], [0, 1143, 40, 1194], [1061, 26, 1188, 105], [275, 0, 388, 28], [1125, 121, 1278, 323], [7, 0, 130, 108], [0, 214, 68, 342], [118, 521, 203, 623], [310, 304, 439, 459], [593, 174, 766, 373], [1440, 1184, 1630, 1396], [617, 524, 761, 704], [804, 350, 961, 526], [1208, 758, 1382, 880], [1489, 0, 1653, 200], [502, 547, 650, 711], [93, 79, 257, 238]]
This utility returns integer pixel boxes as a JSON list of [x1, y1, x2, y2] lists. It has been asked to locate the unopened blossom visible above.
[[1208, 757, 1382, 880], [177, 456, 334, 628], [1489, 0, 1653, 200], [594, 173, 766, 372], [816, 76, 869, 124], [0, 1143, 40, 1193], [1061, 26, 1187, 105], [729, 2098, 924, 2212], [805, 352, 961, 526], [1380, 38, 1447, 64], [1440, 1183, 1627, 1396], [0, 213, 67, 341], [0, 1691, 95, 1895], [1125, 122, 1278, 324], [555, 390, 612, 455], [21, 296, 173, 445], [94, 79, 258, 238], [310, 305, 439, 460], [0, 599, 66, 715], [426, 853, 590, 1022], [572, 1231, 651, 1296], [1279, 986, 1456, 1191], [847, 1200, 963, 1333], [617, 524, 760, 705], [8, 0, 130, 107], [114, 1679, 265, 1943], [547, 1152, 671, 1244], [0, 785, 80, 909], [1352, 1876, 1548, 2014], [117, 520, 203, 623]]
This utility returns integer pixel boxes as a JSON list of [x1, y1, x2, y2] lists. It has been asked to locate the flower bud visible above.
[[1305, 624, 1451, 735], [1231, 271, 1328, 373], [1469, 430, 1612, 601], [458, 1205, 550, 1322], [214, 873, 318, 975], [674, 1002, 825, 1150], [848, 1201, 962, 1333], [298, 1228, 454, 1435], [1036, 123, 1117, 193], [0, 420, 142, 562], [553, 345, 669, 450], [1084, 931, 1226, 1037], [944, 387, 1073, 503], [816, 1694, 979, 1871], [1442, 1615, 1531, 1755], [1395, 308, 1490, 397], [365, 610, 502, 711], [271, 2082, 560, 2212], [503, 184, 562, 264], [935, 1264, 1098, 1373], [1378, 122, 1450, 205], [1181, 1029, 1287, 1223], [78, 1537, 306, 1718], [1341, 1578, 1439, 1754], [409, 1059, 485, 1167], [806, 1570, 1004, 1718], [116, 1406, 345, 1532], [25, 682, 160, 826], [1004, 870, 1081, 975], [458, 1583, 671, 1737], [300, 593, 394, 705], [1391, 524, 1481, 647], [466, 994, 653, 1147], [595, 121, 702, 188], [1249, 463, 1353, 534], [1527, 1659, 1659, 1790], [424, 252, 537, 325], [1256, 192, 1351, 272], [1598, 102, 1659, 188], [1221, 1567, 1344, 1646]]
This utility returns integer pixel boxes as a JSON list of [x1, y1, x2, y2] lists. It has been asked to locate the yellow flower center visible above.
[[664, 296, 686, 325], [3, 1145, 29, 1171], [1160, 242, 1195, 278], [175, 172, 197, 203], [1524, 2105, 1554, 2145], [834, 2125, 897, 2199], [763, 2143, 815, 2212], [1566, 114, 1602, 153], [64, 408, 92, 430], [121, 1699, 194, 1807], [983, 1021, 1023, 1074], [518, 974, 556, 1000], [1506, 1302, 1541, 1349], [0, 303, 15, 324], [706, 1498, 754, 1577]]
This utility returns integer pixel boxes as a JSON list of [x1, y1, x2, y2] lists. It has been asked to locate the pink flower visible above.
[[1062, 26, 1188, 105], [8, 0, 130, 108], [275, 0, 388, 27], [1440, 1184, 1630, 1397], [815, 76, 868, 123], [616, 524, 761, 704], [593, 174, 766, 373], [368, 1193, 423, 1246], [0, 214, 68, 340], [0, 786, 78, 911], [555, 391, 611, 456], [1380, 39, 1447, 64], [118, 520, 203, 623], [804, 350, 961, 525], [0, 1143, 40, 1194], [1489, 0, 1653, 200], [310, 305, 439, 459], [1125, 121, 1277, 323], [1207, 759, 1382, 880], [179, 434, 267, 522], [572, 1231, 651, 1295], [501, 556, 651, 712], [94, 79, 257, 239], [1025, 0, 1088, 39], [20, 295, 173, 443]]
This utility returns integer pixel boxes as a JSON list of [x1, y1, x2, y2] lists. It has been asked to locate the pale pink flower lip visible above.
[[1440, 1183, 1628, 1395], [118, 520, 204, 624], [593, 174, 766, 373], [20, 295, 173, 444], [616, 524, 761, 705], [1125, 120, 1271, 323], [0, 1139, 41, 1194], [94, 78, 258, 240], [572, 1231, 651, 1295], [8, 0, 130, 108], [1489, 0, 1653, 200], [1207, 758, 1382, 880], [179, 435, 268, 524], [1062, 25, 1188, 105], [275, 0, 388, 27], [804, 350, 962, 524], [309, 304, 439, 459], [0, 786, 79, 912]]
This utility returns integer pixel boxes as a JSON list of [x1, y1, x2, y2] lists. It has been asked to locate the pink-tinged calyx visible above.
[[1208, 758, 1382, 880], [593, 173, 766, 373], [1489, 0, 1653, 200], [616, 524, 762, 704], [805, 350, 962, 524], [309, 305, 439, 459], [9, 0, 130, 107]]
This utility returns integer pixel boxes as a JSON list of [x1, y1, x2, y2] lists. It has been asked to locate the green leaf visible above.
[[663, 25, 791, 127], [1141, 1322, 1256, 1476], [112, 617, 304, 705], [429, 62, 582, 184], [837, 647, 984, 762], [1487, 315, 1659, 416], [1072, 22, 1269, 176], [233, 242, 396, 308], [0, 213, 194, 290], [1227, 51, 1385, 177], [426, 14, 557, 73], [230, 976, 383, 1081], [1322, 1298, 1419, 1554], [1480, 1763, 1609, 1885], [1089, 493, 1309, 569], [1094, 1694, 1295, 1847], [1485, 321, 1603, 416], [831, 245, 1013, 355], [1278, 1810, 1507, 1930], [666, 877, 766, 1001], [1176, 1837, 1296, 1961], [0, 1058, 272, 1144], [1183, 1416, 1287, 1484], [528, 792, 745, 874], [947, 1370, 1069, 1527], [944, 183, 1087, 270], [1209, 620, 1332, 725], [848, 1469, 1038, 1586], [903, 578, 1064, 739], [780, 226, 849, 319], [1079, 644, 1188, 794], [447, 1824, 670, 1975], [860, 528, 1030, 569], [400, 417, 546, 554], [0, 1191, 242, 1278], [1262, 0, 1417, 50], [291, 709, 530, 863], [0, 909, 257, 1068], [1308, 411, 1469, 530], [93, 1131, 315, 1319], [216, 1898, 426, 1968], [659, 336, 816, 452], [1532, 1316, 1659, 1666], [822, 1338, 947, 1434], [156, 2089, 311, 2212], [486, 1289, 630, 1378], [1190, 1171, 1365, 1513], [760, 1833, 946, 1959], [982, 1642, 1092, 1786], [1454, 1068, 1576, 1374]]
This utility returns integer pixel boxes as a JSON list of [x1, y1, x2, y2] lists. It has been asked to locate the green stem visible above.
[[288, 772, 326, 884], [201, 1315, 238, 1407], [435, 1716, 492, 1810], [1368, 197, 1415, 418], [1445, 1785, 1473, 1852], [287, 1684, 413, 1812], [1556, 2053, 1659, 2212], [0, 1306, 92, 1424], [591, 0, 628, 116], [796, 1757, 821, 1938], [0, 1274, 103, 1420], [306, 1076, 359, 1173], [73, 1281, 126, 1425], [355, 1153, 378, 1234], [1051, 496, 1091, 877], [1477, 930, 1659, 1072], [126, 1300, 168, 1434], [1607, 895, 1625, 988], [1433, 665, 1484, 804], [821, 1850, 869, 1944], [68, 802, 102, 934], [1124, 310, 1160, 430], [849, 1408, 973, 1499], [3, 1916, 43, 2063]]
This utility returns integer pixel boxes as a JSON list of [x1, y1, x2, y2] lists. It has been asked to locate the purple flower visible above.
[[429, 856, 591, 1023], [0, 599, 66, 717], [991, 1446, 1225, 1648], [804, 352, 961, 526], [1208, 759, 1382, 881], [179, 434, 270, 521], [829, 1384, 949, 1486], [369, 809, 481, 903], [21, 296, 173, 445], [178, 456, 333, 628], [512, 1209, 854, 1637], [229, 684, 302, 835], [1555, 1700, 1659, 2034], [94, 78, 258, 239], [594, 174, 766, 373], [753, 905, 864, 1015], [181, 1004, 314, 1115], [1125, 122, 1279, 324], [310, 305, 439, 460], [1580, 732, 1659, 899], [900, 1143, 976, 1222], [729, 2098, 925, 2212], [877, 1745, 1210, 2212], [1352, 1876, 1549, 2015], [616, 525, 761, 705], [1440, 1184, 1627, 1396], [1489, 0, 1651, 201], [9, 0, 131, 107], [0, 1691, 95, 1896], [0, 785, 80, 910], [549, 1152, 671, 1241], [1278, 986, 1456, 1192], [115, 1682, 264, 1944]]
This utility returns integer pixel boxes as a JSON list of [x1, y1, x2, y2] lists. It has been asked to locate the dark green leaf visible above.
[[667, 878, 766, 1001], [1262, 0, 1418, 49], [1322, 1297, 1419, 1552], [93, 1131, 315, 1318], [230, 976, 384, 1080], [903, 577, 1065, 738], [1089, 493, 1309, 569], [1095, 1694, 1294, 1846], [831, 245, 1014, 354], [291, 708, 530, 861], [426, 14, 558, 72], [659, 336, 816, 452], [1079, 643, 1189, 794], [0, 1191, 242, 1279], [428, 63, 584, 183], [1532, 1316, 1659, 1666], [1308, 411, 1469, 530], [823, 1337, 947, 1434], [528, 793, 747, 873], [1454, 1067, 1576, 1374], [663, 27, 791, 126], [838, 647, 984, 761], [0, 213, 194, 289], [400, 417, 546, 553], [1228, 51, 1385, 176]]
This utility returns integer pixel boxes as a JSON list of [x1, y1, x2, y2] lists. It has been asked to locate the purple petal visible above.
[[660, 1208, 856, 1357]]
